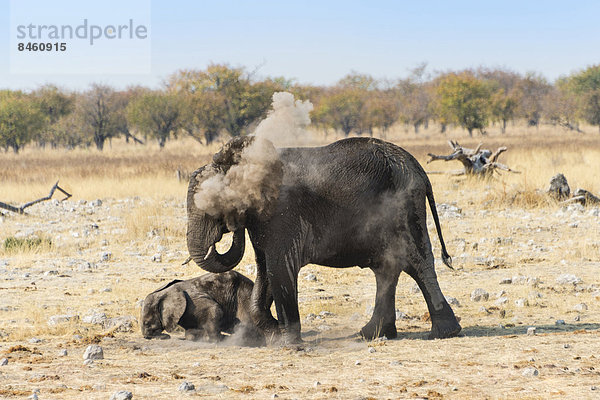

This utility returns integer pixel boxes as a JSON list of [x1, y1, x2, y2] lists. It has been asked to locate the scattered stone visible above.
[[591, 386, 597, 391], [82, 311, 107, 325], [395, 310, 407, 319], [445, 296, 460, 307], [243, 264, 256, 275], [355, 360, 361, 365], [479, 306, 490, 314], [151, 253, 162, 263], [556, 319, 566, 326], [495, 297, 509, 306], [28, 338, 42, 344], [48, 314, 78, 326], [101, 287, 112, 293], [110, 390, 133, 400], [470, 288, 489, 302], [178, 382, 195, 392], [367, 347, 376, 353], [319, 311, 333, 317], [58, 349, 68, 357], [499, 277, 512, 285], [43, 270, 59, 276], [101, 251, 112, 261], [304, 273, 317, 282], [305, 313, 316, 322], [563, 344, 570, 348], [83, 344, 104, 360], [521, 367, 539, 377], [515, 298, 529, 307], [556, 274, 582, 286], [574, 315, 581, 322], [574, 303, 588, 311], [547, 174, 570, 200], [410, 283, 421, 294], [389, 361, 402, 366], [527, 327, 536, 336], [105, 316, 136, 332], [90, 199, 103, 207], [496, 290, 507, 298], [0, 358, 8, 366], [28, 394, 38, 400], [271, 394, 279, 399], [313, 381, 321, 388]]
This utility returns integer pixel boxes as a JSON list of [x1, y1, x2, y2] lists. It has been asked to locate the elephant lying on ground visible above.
[[141, 271, 265, 346], [187, 136, 461, 344]]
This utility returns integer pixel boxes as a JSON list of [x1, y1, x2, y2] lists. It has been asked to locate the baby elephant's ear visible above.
[[159, 288, 186, 332]]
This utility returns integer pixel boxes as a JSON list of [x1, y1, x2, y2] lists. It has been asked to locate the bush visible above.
[[3, 236, 52, 253]]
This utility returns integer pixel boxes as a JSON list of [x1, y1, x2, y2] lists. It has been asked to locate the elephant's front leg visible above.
[[266, 254, 302, 345], [250, 250, 279, 340]]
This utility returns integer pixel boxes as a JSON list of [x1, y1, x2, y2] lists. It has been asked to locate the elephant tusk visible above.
[[204, 245, 215, 260]]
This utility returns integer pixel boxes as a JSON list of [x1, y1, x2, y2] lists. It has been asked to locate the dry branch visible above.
[[427, 141, 519, 177], [0, 181, 72, 215]]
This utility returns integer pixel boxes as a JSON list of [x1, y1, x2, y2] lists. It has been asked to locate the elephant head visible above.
[[140, 280, 185, 339], [187, 136, 283, 273]]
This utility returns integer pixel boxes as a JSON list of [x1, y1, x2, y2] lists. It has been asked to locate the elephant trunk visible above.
[[186, 168, 245, 273]]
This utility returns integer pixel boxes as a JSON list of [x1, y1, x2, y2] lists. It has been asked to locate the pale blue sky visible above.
[[1, 0, 599, 90]]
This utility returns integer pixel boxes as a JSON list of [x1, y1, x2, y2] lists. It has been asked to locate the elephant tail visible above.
[[426, 187, 453, 270]]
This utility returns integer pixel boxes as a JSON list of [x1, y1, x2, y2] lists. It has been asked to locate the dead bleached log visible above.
[[0, 181, 72, 215], [427, 141, 519, 177]]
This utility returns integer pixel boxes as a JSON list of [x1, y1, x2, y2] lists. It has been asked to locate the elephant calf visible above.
[[141, 270, 264, 346]]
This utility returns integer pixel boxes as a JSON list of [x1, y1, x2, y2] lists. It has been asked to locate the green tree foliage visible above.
[[0, 90, 43, 153], [397, 64, 431, 133], [166, 64, 277, 143], [127, 91, 184, 148], [566, 65, 600, 132], [31, 85, 74, 147], [435, 72, 492, 136]]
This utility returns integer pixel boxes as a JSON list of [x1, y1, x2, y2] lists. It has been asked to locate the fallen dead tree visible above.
[[427, 141, 520, 177], [0, 181, 72, 215]]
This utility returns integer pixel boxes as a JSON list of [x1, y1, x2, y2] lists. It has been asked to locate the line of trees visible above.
[[1, 63, 600, 153]]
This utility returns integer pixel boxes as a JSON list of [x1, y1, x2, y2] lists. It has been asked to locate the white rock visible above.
[[499, 278, 512, 285], [445, 296, 461, 307], [555, 319, 566, 325], [58, 349, 68, 356], [495, 297, 509, 306], [304, 273, 317, 282], [178, 382, 195, 392], [556, 274, 582, 285], [496, 290, 507, 298], [527, 327, 536, 336], [574, 303, 588, 311], [367, 347, 376, 353], [470, 288, 489, 302], [0, 358, 7, 366], [110, 390, 133, 400], [105, 316, 136, 332], [48, 314, 78, 326], [28, 338, 42, 344], [82, 312, 107, 325], [83, 344, 104, 360], [515, 298, 529, 307], [101, 252, 112, 261], [151, 253, 162, 263], [522, 367, 539, 377]]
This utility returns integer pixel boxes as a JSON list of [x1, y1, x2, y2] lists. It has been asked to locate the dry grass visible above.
[[1, 125, 600, 399]]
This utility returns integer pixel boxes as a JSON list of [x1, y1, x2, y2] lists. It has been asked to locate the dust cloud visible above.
[[193, 92, 314, 217]]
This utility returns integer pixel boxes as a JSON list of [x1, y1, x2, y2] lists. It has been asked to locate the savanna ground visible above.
[[1, 124, 599, 399]]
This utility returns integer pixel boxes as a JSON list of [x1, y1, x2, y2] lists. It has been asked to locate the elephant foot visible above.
[[428, 318, 461, 339], [360, 321, 397, 341]]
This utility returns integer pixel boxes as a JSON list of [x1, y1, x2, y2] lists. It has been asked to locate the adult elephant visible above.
[[186, 136, 461, 344]]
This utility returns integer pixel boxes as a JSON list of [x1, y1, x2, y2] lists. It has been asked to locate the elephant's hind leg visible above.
[[404, 257, 461, 339], [361, 265, 400, 340]]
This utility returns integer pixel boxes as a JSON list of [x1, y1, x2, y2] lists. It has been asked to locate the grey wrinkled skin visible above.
[[140, 271, 265, 346], [187, 137, 461, 344]]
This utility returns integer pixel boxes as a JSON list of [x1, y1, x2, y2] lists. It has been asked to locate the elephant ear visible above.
[[151, 279, 183, 295], [159, 287, 187, 332]]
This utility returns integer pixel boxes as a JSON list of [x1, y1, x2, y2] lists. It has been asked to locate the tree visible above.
[[318, 87, 365, 136], [0, 91, 43, 153], [516, 72, 551, 127], [397, 63, 432, 133], [434, 72, 492, 136], [490, 88, 519, 133], [166, 64, 276, 142], [567, 65, 600, 132], [78, 84, 122, 150], [32, 85, 74, 147], [127, 91, 184, 148]]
